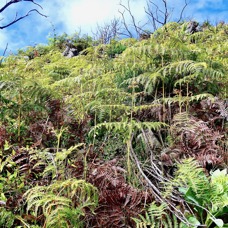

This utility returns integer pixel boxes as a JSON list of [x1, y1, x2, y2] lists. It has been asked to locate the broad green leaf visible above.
[[188, 216, 201, 226], [212, 218, 224, 228]]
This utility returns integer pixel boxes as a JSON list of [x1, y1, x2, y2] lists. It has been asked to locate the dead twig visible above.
[[0, 0, 47, 29]]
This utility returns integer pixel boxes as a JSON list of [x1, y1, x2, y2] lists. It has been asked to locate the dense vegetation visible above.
[[0, 21, 227, 227]]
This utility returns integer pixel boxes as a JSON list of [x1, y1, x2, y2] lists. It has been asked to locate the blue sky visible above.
[[0, 0, 227, 54]]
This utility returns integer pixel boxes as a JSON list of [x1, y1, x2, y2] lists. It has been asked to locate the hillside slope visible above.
[[0, 22, 227, 227]]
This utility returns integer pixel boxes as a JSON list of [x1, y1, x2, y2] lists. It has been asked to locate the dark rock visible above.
[[186, 21, 200, 34], [62, 43, 78, 58]]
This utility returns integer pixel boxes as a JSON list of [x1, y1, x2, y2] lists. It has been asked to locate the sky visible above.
[[0, 0, 227, 54]]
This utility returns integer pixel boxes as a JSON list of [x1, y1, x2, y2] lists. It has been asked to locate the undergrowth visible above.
[[0, 21, 227, 227]]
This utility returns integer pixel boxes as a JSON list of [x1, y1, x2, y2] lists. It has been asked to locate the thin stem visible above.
[[83, 145, 89, 180], [179, 84, 182, 113], [18, 89, 22, 142], [186, 82, 189, 112]]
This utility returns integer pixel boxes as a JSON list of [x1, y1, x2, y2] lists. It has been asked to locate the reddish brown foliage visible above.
[[46, 99, 65, 128], [11, 148, 50, 187], [86, 159, 152, 227], [0, 125, 7, 149], [190, 98, 228, 131], [161, 111, 226, 171], [29, 120, 55, 148]]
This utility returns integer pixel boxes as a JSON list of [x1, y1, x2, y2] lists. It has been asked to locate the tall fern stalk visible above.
[[0, 22, 227, 227]]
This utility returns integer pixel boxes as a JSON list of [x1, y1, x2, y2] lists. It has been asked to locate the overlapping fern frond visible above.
[[163, 158, 208, 198], [166, 112, 225, 168], [89, 120, 168, 140], [163, 158, 228, 227], [133, 202, 179, 228], [0, 208, 15, 228], [87, 159, 151, 227], [24, 178, 98, 228]]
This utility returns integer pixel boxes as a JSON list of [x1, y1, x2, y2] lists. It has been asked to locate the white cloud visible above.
[[0, 1, 51, 53], [42, 0, 119, 34], [41, 0, 147, 34], [0, 0, 227, 53]]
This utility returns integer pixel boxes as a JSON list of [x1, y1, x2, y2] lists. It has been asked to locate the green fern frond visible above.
[[0, 208, 15, 228], [46, 205, 85, 228], [162, 159, 227, 227], [121, 71, 162, 95], [174, 73, 198, 86], [95, 88, 131, 99], [133, 202, 179, 228], [202, 68, 224, 80], [189, 93, 214, 102], [24, 178, 98, 227], [163, 158, 208, 198], [89, 104, 129, 122], [162, 60, 207, 76], [162, 93, 214, 106], [89, 120, 168, 139], [89, 104, 160, 120]]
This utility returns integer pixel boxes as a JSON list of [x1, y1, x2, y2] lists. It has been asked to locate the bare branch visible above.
[[145, 0, 170, 30], [119, 0, 152, 39], [0, 0, 20, 13], [0, 0, 42, 13], [118, 8, 134, 38], [130, 144, 191, 225], [162, 0, 168, 24], [0, 0, 46, 29], [92, 18, 121, 44], [145, 0, 189, 31], [119, 0, 140, 37], [0, 43, 8, 65], [24, 0, 43, 9], [177, 0, 189, 23]]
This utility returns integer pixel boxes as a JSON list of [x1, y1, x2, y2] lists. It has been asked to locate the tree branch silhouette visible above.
[[0, 0, 47, 29]]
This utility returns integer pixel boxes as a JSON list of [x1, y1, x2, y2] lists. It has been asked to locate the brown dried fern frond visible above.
[[87, 159, 151, 227], [0, 125, 8, 149], [165, 112, 226, 169]]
